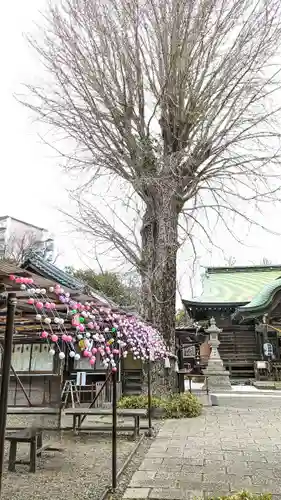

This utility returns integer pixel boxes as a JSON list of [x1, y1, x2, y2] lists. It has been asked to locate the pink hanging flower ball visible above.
[[67, 335, 73, 342], [51, 334, 58, 342], [113, 349, 119, 355], [9, 275, 16, 281], [41, 331, 48, 339], [28, 298, 35, 305], [78, 324, 85, 332], [45, 302, 51, 310], [50, 302, 56, 310], [36, 302, 44, 310], [111, 367, 117, 372], [88, 322, 94, 330], [62, 334, 68, 342], [92, 347, 97, 354], [89, 357, 96, 365]]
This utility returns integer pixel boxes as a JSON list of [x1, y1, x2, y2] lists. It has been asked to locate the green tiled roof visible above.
[[237, 277, 281, 316], [188, 266, 281, 304]]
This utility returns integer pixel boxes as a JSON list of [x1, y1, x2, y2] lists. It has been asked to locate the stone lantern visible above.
[[203, 317, 232, 392]]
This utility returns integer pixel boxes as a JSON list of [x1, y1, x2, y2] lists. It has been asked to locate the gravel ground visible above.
[[1, 425, 141, 500], [1, 414, 163, 500]]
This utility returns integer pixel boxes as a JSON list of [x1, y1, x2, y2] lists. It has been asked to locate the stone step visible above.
[[211, 392, 281, 408]]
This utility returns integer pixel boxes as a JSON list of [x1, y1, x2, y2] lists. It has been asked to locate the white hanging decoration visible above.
[[69, 351, 75, 358], [164, 357, 171, 368], [49, 349, 55, 356], [59, 352, 65, 360], [44, 317, 51, 324], [174, 360, 179, 373], [74, 353, 81, 361], [49, 286, 54, 293], [20, 284, 26, 290], [36, 314, 42, 321]]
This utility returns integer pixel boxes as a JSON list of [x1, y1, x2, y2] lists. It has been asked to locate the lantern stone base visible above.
[[203, 369, 232, 392]]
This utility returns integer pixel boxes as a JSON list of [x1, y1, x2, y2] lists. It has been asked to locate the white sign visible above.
[[256, 361, 267, 369], [76, 371, 86, 386]]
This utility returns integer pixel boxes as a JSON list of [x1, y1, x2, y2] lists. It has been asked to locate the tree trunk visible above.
[[140, 180, 180, 352]]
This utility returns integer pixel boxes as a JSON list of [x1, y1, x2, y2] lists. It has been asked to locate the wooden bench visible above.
[[6, 407, 61, 430], [64, 408, 147, 439], [5, 428, 62, 473], [6, 407, 60, 416]]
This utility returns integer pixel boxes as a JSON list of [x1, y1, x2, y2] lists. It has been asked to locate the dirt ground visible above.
[[1, 416, 137, 500]]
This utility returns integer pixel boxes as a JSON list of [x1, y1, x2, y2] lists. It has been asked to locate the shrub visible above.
[[117, 394, 162, 409], [206, 492, 271, 500], [162, 393, 202, 418], [117, 392, 202, 418]]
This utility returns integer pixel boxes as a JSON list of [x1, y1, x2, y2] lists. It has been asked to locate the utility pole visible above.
[[0, 292, 17, 496]]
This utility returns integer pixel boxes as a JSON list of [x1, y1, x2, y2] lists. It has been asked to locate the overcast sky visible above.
[[2, 0, 281, 301]]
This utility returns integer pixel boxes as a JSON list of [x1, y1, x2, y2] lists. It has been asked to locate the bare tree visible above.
[[22, 0, 281, 349], [1, 232, 57, 265], [224, 256, 237, 267], [2, 232, 40, 265], [260, 257, 273, 265]]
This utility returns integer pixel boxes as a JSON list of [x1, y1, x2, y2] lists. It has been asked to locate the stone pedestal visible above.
[[203, 318, 232, 392]]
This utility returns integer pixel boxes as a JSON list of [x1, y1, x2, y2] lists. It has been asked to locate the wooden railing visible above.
[[1, 374, 61, 407], [95, 381, 122, 407]]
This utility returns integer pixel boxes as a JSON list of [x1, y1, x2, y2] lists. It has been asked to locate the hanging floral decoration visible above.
[[9, 274, 170, 371]]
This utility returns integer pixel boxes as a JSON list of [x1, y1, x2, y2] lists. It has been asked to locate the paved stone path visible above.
[[123, 407, 281, 499]]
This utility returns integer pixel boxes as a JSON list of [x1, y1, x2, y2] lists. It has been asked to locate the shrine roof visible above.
[[234, 277, 281, 319], [183, 265, 281, 306], [22, 253, 113, 306]]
